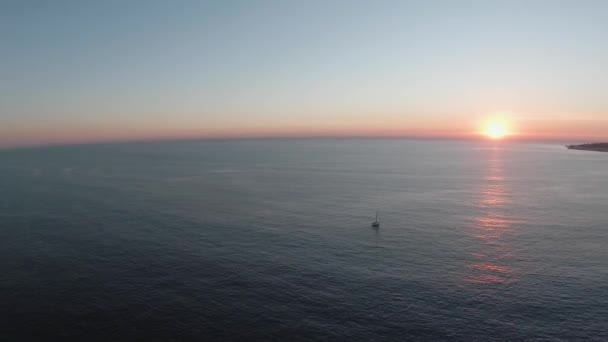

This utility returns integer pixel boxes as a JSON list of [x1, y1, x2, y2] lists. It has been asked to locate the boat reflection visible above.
[[466, 147, 518, 285]]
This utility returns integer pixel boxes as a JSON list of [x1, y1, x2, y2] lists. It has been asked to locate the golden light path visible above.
[[465, 147, 521, 285]]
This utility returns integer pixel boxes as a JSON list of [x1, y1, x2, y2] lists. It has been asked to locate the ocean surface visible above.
[[1, 139, 607, 341]]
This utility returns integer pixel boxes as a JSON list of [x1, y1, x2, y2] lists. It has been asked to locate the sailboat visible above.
[[371, 212, 380, 228]]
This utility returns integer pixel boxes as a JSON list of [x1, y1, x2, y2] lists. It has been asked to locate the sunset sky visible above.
[[2, 1, 608, 147]]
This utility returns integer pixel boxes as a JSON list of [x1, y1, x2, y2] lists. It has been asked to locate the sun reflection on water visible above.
[[466, 148, 519, 285]]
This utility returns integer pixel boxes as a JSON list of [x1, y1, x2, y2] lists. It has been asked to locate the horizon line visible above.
[[1, 133, 603, 152]]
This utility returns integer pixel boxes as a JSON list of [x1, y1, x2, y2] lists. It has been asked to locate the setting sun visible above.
[[486, 123, 507, 139], [482, 118, 511, 139]]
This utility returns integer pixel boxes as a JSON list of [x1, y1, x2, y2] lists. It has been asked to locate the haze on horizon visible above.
[[2, 0, 608, 148]]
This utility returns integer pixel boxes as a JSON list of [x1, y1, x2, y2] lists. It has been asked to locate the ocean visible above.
[[1, 139, 607, 341]]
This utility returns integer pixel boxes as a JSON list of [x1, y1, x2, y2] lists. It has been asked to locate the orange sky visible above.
[[3, 111, 607, 148]]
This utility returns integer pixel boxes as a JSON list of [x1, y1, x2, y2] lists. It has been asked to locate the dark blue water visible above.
[[1, 139, 607, 341]]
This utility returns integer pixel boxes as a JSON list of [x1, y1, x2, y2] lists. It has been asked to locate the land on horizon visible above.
[[567, 143, 608, 152]]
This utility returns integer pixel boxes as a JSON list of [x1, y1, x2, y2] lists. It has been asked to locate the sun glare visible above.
[[482, 119, 510, 140], [486, 123, 506, 139]]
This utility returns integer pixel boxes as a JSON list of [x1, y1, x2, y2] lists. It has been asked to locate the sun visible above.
[[482, 119, 510, 140], [485, 122, 507, 139]]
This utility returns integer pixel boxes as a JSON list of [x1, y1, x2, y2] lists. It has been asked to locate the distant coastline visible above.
[[567, 143, 608, 152]]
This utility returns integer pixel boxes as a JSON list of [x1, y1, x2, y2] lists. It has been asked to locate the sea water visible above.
[[1, 139, 607, 340]]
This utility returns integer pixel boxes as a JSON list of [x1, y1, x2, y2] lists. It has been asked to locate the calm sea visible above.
[[1, 139, 607, 341]]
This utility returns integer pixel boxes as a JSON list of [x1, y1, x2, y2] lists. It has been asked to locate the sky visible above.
[[2, 0, 608, 147]]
